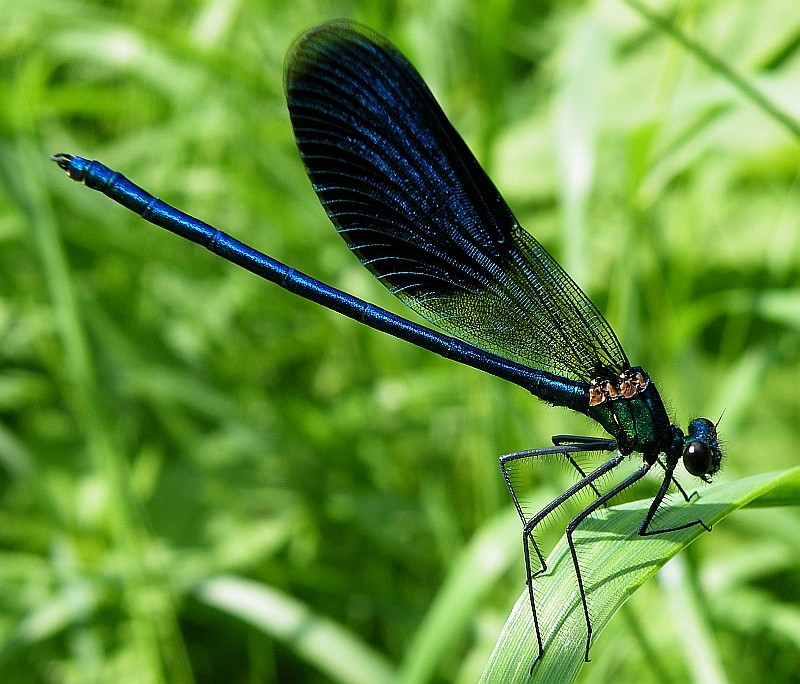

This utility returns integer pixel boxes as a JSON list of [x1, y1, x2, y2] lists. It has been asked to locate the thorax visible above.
[[586, 367, 675, 456]]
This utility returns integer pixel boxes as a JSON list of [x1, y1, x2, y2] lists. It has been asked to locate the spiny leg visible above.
[[551, 435, 618, 447], [505, 449, 625, 668], [553, 435, 618, 499], [655, 456, 698, 503], [564, 462, 655, 661], [500, 437, 618, 524]]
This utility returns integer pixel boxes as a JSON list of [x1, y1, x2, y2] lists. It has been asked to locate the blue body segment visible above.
[[55, 154, 588, 413]]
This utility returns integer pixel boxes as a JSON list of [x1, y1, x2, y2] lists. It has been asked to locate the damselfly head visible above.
[[682, 417, 723, 481]]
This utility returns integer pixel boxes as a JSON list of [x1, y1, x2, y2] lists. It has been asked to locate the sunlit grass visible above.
[[2, 0, 800, 682]]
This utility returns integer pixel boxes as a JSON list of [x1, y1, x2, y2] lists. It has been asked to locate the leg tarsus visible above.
[[638, 462, 712, 537]]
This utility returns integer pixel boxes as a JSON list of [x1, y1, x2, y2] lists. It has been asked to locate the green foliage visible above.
[[1, 0, 799, 682]]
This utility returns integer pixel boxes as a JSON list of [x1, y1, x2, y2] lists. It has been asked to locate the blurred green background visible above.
[[2, 0, 800, 682]]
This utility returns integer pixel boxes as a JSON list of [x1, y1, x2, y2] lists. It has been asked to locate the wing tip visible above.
[[284, 20, 385, 94]]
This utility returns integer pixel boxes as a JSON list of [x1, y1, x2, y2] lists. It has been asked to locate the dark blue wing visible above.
[[284, 22, 628, 383]]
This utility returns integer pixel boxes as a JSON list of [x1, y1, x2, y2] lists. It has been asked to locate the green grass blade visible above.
[[481, 467, 800, 683], [621, 0, 800, 140], [194, 575, 394, 684], [396, 507, 520, 684], [659, 556, 726, 684]]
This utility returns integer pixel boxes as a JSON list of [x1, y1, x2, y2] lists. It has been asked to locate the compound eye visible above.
[[683, 441, 712, 476]]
